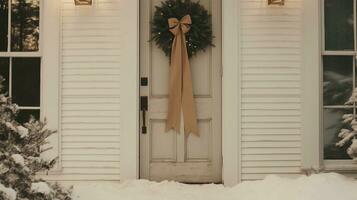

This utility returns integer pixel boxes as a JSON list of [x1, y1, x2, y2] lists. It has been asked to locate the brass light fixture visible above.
[[74, 0, 93, 6], [268, 0, 285, 5]]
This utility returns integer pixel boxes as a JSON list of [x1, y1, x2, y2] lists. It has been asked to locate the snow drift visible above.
[[71, 173, 357, 200]]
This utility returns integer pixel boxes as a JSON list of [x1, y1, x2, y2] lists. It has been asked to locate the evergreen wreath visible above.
[[151, 0, 214, 58]]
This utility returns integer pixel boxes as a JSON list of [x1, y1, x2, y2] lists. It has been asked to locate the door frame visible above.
[[120, 0, 241, 186]]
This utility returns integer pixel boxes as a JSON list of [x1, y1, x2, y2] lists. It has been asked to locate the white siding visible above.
[[55, 0, 306, 182], [60, 0, 121, 180], [239, 0, 303, 181]]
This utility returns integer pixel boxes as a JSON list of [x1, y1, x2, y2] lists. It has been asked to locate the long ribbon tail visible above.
[[181, 34, 199, 135], [166, 35, 182, 133]]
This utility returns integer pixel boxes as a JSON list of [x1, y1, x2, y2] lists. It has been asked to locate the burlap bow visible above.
[[166, 15, 199, 136]]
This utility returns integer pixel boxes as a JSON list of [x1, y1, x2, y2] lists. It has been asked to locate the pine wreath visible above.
[[151, 0, 214, 58]]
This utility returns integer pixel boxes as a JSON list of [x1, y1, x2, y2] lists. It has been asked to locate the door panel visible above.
[[150, 120, 177, 161], [151, 47, 169, 97], [140, 0, 222, 183], [186, 119, 212, 161], [191, 51, 212, 97]]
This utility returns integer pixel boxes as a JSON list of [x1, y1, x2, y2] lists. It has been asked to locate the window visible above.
[[0, 0, 41, 123], [323, 0, 357, 160], [0, 0, 61, 168]]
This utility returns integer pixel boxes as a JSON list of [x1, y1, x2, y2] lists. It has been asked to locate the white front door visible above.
[[139, 0, 222, 183]]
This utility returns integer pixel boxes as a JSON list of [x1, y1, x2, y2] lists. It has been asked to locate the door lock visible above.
[[141, 77, 148, 86]]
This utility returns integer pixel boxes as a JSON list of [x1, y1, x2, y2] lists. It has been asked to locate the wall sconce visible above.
[[268, 0, 285, 5], [74, 0, 93, 6]]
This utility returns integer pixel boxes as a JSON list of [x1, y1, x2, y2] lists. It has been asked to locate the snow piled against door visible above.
[[70, 173, 357, 200]]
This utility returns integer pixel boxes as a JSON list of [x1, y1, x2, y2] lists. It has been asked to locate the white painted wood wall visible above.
[[55, 0, 306, 182], [60, 0, 121, 180], [239, 0, 303, 181]]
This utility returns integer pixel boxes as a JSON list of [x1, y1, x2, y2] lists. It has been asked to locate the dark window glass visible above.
[[324, 108, 352, 160], [325, 0, 354, 50], [12, 57, 40, 106], [0, 58, 9, 94], [11, 0, 39, 52], [0, 0, 8, 51], [16, 109, 39, 123], [323, 56, 353, 105]]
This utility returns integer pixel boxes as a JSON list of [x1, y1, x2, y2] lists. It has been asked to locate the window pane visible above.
[[16, 109, 39, 123], [324, 0, 354, 51], [12, 57, 40, 106], [0, 0, 8, 51], [324, 108, 352, 160], [11, 0, 40, 52], [323, 56, 353, 106], [0, 58, 9, 94]]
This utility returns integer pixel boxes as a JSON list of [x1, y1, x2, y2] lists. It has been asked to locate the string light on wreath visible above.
[[151, 0, 214, 58]]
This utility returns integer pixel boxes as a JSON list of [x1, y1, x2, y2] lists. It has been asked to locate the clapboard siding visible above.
[[240, 0, 303, 181], [60, 0, 121, 180]]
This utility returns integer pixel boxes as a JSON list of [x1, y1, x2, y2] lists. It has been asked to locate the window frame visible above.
[[0, 0, 62, 172], [322, 0, 357, 168], [302, 0, 357, 172], [0, 0, 42, 119], [39, 0, 61, 172]]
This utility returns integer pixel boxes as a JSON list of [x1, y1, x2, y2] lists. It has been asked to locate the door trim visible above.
[[119, 0, 140, 181], [221, 0, 241, 186], [121, 0, 241, 186]]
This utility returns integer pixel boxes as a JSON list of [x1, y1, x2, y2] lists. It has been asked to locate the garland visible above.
[[151, 0, 214, 58]]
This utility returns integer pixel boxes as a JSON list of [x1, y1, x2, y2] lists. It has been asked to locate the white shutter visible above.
[[60, 0, 121, 180], [240, 0, 303, 181]]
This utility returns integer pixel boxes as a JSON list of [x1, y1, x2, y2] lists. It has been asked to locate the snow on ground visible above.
[[71, 173, 357, 200]]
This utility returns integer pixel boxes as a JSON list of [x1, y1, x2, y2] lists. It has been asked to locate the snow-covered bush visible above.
[[337, 88, 357, 160], [0, 183, 16, 200], [0, 76, 72, 200]]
